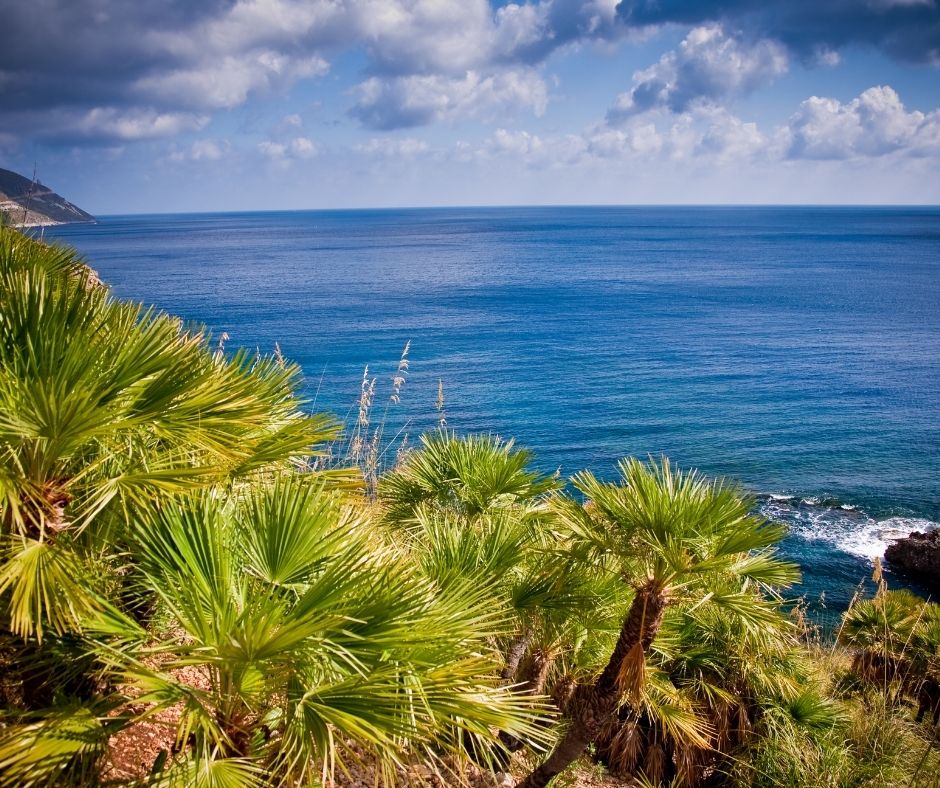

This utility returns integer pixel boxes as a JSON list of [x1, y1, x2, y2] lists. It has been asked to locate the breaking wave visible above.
[[757, 495, 938, 563]]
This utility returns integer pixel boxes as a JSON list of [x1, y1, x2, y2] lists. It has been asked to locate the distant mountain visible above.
[[0, 167, 95, 227]]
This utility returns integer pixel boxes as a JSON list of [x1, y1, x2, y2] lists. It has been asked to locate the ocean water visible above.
[[44, 207, 940, 611]]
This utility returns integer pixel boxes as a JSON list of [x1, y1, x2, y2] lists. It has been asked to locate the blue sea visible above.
[[44, 206, 940, 613]]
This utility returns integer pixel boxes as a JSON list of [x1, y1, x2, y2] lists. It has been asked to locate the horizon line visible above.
[[86, 202, 940, 218]]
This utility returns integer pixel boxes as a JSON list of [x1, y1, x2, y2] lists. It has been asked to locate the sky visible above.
[[1, 0, 939, 213]]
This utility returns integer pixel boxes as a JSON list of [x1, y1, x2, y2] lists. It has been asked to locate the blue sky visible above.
[[1, 0, 939, 213]]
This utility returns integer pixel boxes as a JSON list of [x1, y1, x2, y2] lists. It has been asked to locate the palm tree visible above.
[[0, 478, 550, 785], [378, 431, 560, 525], [594, 590, 839, 786], [840, 589, 940, 722], [519, 457, 798, 788], [379, 431, 565, 680], [0, 229, 338, 640]]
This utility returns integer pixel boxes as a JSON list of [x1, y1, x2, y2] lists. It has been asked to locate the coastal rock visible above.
[[884, 530, 940, 588]]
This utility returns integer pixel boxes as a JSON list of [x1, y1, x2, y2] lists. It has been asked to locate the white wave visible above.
[[835, 521, 909, 562], [757, 498, 938, 563]]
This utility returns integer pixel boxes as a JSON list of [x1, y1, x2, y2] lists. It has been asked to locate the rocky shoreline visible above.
[[885, 529, 940, 591]]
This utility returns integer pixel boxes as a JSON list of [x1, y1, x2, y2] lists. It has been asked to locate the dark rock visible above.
[[884, 530, 940, 589]]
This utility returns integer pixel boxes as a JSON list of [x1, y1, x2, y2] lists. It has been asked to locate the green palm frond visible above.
[[379, 431, 560, 523], [784, 690, 844, 730], [0, 227, 92, 280], [148, 753, 266, 788], [106, 480, 548, 781], [570, 457, 797, 595], [0, 243, 341, 638], [0, 704, 112, 788], [0, 536, 101, 638], [839, 590, 923, 655], [236, 477, 362, 588], [639, 668, 713, 751]]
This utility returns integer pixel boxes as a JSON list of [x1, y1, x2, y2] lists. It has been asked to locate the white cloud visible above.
[[489, 128, 545, 156], [352, 0, 498, 74], [481, 128, 587, 165], [2, 0, 637, 144], [608, 25, 788, 121], [350, 68, 548, 129], [258, 135, 319, 160], [355, 137, 431, 156], [586, 123, 664, 158], [581, 108, 767, 164], [463, 84, 939, 173], [289, 136, 319, 158], [258, 141, 288, 159], [813, 48, 841, 67], [348, 0, 621, 76], [135, 52, 329, 110], [137, 0, 623, 133], [74, 108, 210, 141], [784, 86, 940, 159], [694, 107, 768, 161], [169, 138, 231, 162], [142, 0, 346, 62]]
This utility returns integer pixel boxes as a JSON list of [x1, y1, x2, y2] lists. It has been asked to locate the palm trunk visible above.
[[500, 649, 559, 753], [518, 648, 556, 695], [518, 584, 667, 788], [501, 627, 533, 681], [552, 674, 577, 713]]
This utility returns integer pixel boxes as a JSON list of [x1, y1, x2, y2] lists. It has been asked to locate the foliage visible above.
[[0, 226, 340, 640], [379, 431, 561, 524]]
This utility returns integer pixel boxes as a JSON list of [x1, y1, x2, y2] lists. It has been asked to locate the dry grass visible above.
[[333, 342, 415, 492]]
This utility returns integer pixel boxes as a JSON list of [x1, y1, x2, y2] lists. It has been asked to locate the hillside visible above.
[[0, 166, 95, 227]]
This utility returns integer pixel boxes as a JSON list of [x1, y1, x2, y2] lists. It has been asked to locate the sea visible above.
[[43, 206, 940, 616]]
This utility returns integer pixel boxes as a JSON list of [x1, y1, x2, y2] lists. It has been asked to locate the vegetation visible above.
[[1, 225, 939, 786]]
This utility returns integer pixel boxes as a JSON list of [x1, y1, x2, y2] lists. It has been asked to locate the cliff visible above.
[[0, 167, 96, 227]]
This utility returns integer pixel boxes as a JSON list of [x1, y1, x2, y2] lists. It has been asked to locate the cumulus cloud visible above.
[[585, 107, 769, 163], [693, 107, 768, 160], [68, 108, 210, 142], [258, 136, 319, 161], [608, 25, 787, 121], [134, 53, 329, 110], [168, 138, 231, 163], [615, 0, 940, 64], [350, 69, 548, 129], [355, 137, 431, 157], [0, 0, 634, 144], [3, 0, 938, 151], [472, 84, 938, 171], [343, 0, 633, 130], [478, 128, 587, 165], [783, 86, 940, 159], [0, 0, 339, 144], [188, 138, 230, 161], [586, 123, 664, 158], [349, 0, 624, 75]]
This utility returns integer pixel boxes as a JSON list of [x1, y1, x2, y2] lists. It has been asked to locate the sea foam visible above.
[[758, 496, 938, 562]]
